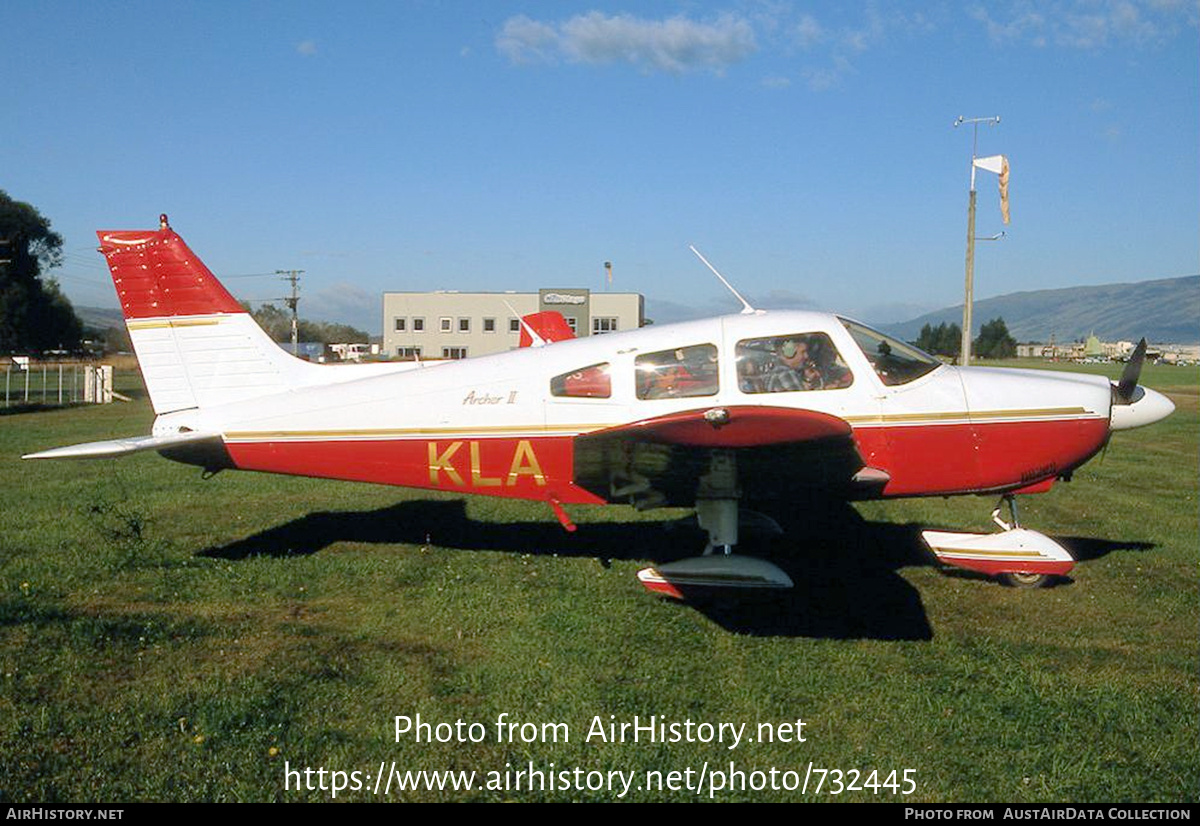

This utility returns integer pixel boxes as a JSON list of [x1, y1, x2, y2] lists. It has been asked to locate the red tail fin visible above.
[[518, 311, 575, 347], [97, 215, 244, 320]]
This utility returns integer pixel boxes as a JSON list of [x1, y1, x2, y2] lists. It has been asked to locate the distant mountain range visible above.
[[76, 306, 124, 332], [883, 275, 1200, 344]]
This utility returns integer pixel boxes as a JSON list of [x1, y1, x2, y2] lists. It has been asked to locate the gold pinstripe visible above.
[[127, 316, 225, 331], [222, 406, 1101, 443]]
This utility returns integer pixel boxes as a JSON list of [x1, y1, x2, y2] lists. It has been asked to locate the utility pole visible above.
[[277, 269, 304, 355], [953, 115, 1003, 365]]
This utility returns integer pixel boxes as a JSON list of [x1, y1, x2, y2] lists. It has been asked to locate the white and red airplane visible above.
[[25, 216, 1175, 595]]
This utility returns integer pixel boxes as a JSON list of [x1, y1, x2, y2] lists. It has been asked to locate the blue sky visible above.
[[4, 1, 1197, 332]]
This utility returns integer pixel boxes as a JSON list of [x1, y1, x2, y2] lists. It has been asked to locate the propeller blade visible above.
[[1114, 338, 1147, 404]]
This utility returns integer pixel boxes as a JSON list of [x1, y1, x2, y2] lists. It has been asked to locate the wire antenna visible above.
[[689, 246, 757, 314]]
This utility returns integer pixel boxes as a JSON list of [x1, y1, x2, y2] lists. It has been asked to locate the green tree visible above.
[[0, 191, 83, 353], [244, 302, 369, 346], [244, 302, 291, 341], [974, 317, 1017, 359], [915, 323, 936, 352], [915, 322, 961, 358]]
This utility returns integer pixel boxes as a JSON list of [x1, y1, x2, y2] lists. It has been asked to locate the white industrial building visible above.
[[382, 288, 644, 360]]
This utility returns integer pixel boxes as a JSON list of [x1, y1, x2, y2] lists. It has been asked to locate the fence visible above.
[[3, 361, 115, 408]]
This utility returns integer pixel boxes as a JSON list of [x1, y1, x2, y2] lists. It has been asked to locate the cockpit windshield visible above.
[[838, 318, 942, 386]]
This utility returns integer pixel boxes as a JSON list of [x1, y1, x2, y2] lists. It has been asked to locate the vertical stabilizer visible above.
[[517, 311, 576, 347], [98, 215, 314, 414]]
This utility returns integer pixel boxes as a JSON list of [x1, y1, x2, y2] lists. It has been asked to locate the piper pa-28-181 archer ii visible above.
[[25, 216, 1175, 595]]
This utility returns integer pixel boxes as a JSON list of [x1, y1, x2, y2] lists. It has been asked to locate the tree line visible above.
[[0, 191, 83, 354], [914, 318, 1017, 360], [242, 302, 370, 345]]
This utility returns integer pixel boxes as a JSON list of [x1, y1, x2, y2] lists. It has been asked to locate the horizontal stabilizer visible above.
[[23, 431, 221, 460]]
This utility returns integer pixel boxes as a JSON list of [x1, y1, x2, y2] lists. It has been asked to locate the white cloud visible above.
[[803, 56, 855, 92], [969, 0, 1195, 49], [496, 12, 757, 74], [841, 6, 886, 53], [793, 14, 825, 49], [496, 15, 560, 65], [788, 6, 931, 91], [296, 40, 318, 57]]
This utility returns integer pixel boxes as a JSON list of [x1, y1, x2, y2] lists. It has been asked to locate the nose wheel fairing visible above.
[[921, 528, 1074, 578], [921, 495, 1074, 587]]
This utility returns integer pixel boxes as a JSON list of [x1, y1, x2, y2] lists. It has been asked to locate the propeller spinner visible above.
[[1109, 338, 1174, 430]]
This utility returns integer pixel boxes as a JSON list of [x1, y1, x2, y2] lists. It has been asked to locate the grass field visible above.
[[1, 360, 1196, 802]]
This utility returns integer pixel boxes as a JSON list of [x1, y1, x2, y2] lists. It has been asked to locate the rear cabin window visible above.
[[551, 363, 612, 398], [736, 333, 853, 394], [636, 344, 719, 400], [839, 318, 940, 386]]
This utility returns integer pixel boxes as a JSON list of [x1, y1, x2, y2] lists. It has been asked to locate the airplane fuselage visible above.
[[160, 310, 1116, 507]]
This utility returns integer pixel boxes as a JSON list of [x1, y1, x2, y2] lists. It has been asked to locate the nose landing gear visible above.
[[921, 494, 1072, 588]]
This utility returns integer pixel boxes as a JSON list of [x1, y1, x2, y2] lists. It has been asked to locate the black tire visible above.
[[999, 571, 1051, 589]]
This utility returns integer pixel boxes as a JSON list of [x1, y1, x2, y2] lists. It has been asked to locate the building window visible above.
[[440, 317, 452, 333], [442, 347, 467, 360], [458, 317, 471, 333], [483, 317, 496, 333], [509, 318, 521, 333], [593, 317, 618, 334], [564, 316, 577, 333], [396, 346, 422, 360], [394, 318, 406, 332], [412, 317, 425, 332]]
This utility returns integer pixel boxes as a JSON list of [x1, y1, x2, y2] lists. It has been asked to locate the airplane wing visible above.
[[573, 405, 883, 507]]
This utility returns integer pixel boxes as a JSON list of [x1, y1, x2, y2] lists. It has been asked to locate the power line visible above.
[[277, 270, 304, 356]]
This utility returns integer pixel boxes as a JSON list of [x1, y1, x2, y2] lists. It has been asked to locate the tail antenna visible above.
[[689, 245, 758, 314]]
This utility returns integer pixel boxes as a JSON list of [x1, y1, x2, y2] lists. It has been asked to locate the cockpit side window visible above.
[[736, 332, 853, 394], [551, 363, 612, 398], [839, 318, 941, 386], [635, 344, 719, 400]]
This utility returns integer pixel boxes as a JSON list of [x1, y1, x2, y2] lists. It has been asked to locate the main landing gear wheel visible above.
[[636, 449, 793, 598]]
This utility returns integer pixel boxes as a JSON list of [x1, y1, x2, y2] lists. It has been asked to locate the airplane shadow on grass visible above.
[[199, 498, 1154, 641]]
